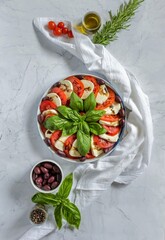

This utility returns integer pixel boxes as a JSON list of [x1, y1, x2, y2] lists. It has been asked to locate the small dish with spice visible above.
[[30, 204, 48, 225]]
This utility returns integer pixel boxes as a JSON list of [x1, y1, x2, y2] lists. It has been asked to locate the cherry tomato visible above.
[[68, 30, 74, 38], [53, 27, 62, 36], [62, 27, 69, 34], [40, 100, 57, 112], [83, 75, 99, 97], [50, 130, 62, 147], [64, 135, 76, 157], [100, 114, 120, 122], [93, 135, 114, 149], [103, 125, 121, 136], [50, 87, 67, 105], [96, 87, 115, 110], [57, 22, 65, 29], [48, 21, 56, 30], [67, 76, 84, 97]]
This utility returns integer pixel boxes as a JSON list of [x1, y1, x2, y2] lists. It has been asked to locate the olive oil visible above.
[[82, 12, 101, 33]]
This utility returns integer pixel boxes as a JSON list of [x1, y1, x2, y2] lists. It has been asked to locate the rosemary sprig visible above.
[[92, 0, 144, 46]]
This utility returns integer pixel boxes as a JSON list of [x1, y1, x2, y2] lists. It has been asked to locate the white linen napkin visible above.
[[19, 18, 153, 240]]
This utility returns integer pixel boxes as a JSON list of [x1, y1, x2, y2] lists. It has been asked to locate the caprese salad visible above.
[[37, 75, 125, 162]]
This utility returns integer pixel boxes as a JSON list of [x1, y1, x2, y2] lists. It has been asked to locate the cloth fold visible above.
[[19, 17, 153, 240]]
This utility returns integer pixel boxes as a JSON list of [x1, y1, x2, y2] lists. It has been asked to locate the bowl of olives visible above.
[[30, 159, 63, 193]]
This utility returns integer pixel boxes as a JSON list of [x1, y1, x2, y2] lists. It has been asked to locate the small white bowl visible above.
[[30, 159, 63, 193]]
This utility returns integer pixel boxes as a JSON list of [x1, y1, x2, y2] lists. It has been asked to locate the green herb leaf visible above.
[[57, 106, 80, 122], [70, 92, 83, 112], [89, 123, 106, 135], [54, 204, 63, 229], [32, 193, 60, 206], [58, 173, 73, 198], [77, 130, 91, 156], [92, 0, 144, 46], [62, 124, 78, 136], [73, 110, 81, 119], [78, 121, 90, 134], [44, 115, 72, 131], [83, 92, 96, 112], [85, 110, 105, 122], [62, 202, 81, 229]]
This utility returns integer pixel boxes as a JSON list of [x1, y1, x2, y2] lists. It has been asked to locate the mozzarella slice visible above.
[[55, 135, 71, 151], [96, 85, 109, 104], [60, 80, 73, 99], [99, 133, 119, 143], [99, 119, 120, 126], [45, 130, 54, 139], [91, 135, 103, 157], [81, 80, 94, 99], [104, 102, 121, 115], [47, 93, 61, 107], [41, 109, 58, 118], [69, 139, 81, 157]]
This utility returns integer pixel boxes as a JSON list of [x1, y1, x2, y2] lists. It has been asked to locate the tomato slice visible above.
[[83, 75, 99, 97], [67, 76, 84, 97], [64, 135, 77, 157], [103, 125, 121, 136], [96, 87, 115, 110], [85, 152, 95, 159], [100, 114, 120, 122], [50, 87, 67, 105], [93, 135, 114, 149], [50, 130, 62, 147], [40, 124, 47, 134], [40, 100, 57, 112], [44, 113, 56, 121]]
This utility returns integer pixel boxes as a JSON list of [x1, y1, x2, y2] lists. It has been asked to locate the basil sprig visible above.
[[32, 173, 81, 229], [44, 92, 106, 156]]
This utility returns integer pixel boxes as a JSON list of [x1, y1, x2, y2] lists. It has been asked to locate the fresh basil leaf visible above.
[[89, 123, 106, 135], [44, 115, 72, 131], [62, 124, 78, 136], [62, 202, 81, 229], [77, 130, 91, 156], [85, 110, 105, 122], [80, 114, 86, 121], [58, 173, 73, 198], [57, 106, 80, 122], [72, 110, 81, 120], [54, 204, 63, 229], [78, 121, 90, 134], [84, 92, 96, 112], [32, 193, 60, 206], [70, 92, 83, 111]]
